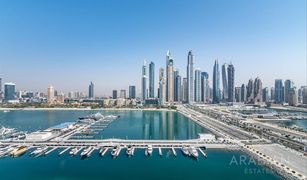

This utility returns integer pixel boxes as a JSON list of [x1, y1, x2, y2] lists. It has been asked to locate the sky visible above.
[[0, 0, 306, 96]]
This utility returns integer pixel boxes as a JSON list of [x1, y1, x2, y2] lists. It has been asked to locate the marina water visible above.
[[0, 110, 280, 180]]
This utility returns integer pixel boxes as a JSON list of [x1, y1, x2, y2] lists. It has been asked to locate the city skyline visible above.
[[0, 0, 306, 96]]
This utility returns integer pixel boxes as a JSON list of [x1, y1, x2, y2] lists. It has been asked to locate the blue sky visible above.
[[0, 0, 306, 96]]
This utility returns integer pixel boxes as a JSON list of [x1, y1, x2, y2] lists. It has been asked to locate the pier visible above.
[[58, 147, 70, 156]]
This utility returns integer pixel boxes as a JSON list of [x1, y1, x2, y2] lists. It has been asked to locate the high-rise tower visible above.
[[141, 60, 148, 100], [194, 68, 201, 102], [47, 84, 54, 104], [212, 59, 220, 103], [149, 61, 155, 98], [201, 72, 209, 103], [227, 63, 235, 102], [88, 82, 94, 99], [166, 51, 174, 102], [221, 63, 228, 101], [159, 67, 166, 105], [187, 50, 194, 104]]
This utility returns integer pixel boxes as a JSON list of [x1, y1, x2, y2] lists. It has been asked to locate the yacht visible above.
[[10, 146, 27, 157], [69, 147, 80, 156], [189, 146, 199, 158], [81, 146, 93, 157], [111, 146, 120, 157], [0, 146, 15, 157], [30, 146, 48, 156], [181, 146, 190, 156], [126, 145, 133, 156], [0, 127, 15, 137], [145, 145, 153, 156]]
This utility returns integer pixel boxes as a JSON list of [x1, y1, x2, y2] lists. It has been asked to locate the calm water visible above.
[[0, 110, 280, 180], [267, 119, 307, 130]]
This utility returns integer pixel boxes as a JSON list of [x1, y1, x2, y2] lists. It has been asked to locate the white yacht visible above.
[[0, 146, 15, 157], [0, 127, 15, 137], [126, 146, 133, 156], [111, 146, 120, 157], [81, 146, 92, 157], [145, 145, 153, 156], [189, 146, 199, 158], [181, 146, 190, 156], [31, 146, 48, 156], [69, 147, 81, 156]]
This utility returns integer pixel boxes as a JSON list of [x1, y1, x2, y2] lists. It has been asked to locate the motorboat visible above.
[[181, 146, 190, 156], [189, 146, 199, 158]]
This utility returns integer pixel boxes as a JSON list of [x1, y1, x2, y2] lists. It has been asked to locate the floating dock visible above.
[[198, 148, 207, 158], [45, 147, 57, 155], [158, 147, 162, 156], [58, 147, 70, 156], [171, 147, 177, 156]]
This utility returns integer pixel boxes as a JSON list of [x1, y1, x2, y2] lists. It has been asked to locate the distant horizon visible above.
[[0, 0, 306, 96]]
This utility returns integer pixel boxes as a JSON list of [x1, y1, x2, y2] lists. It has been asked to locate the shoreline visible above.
[[241, 147, 295, 180], [0, 107, 176, 112]]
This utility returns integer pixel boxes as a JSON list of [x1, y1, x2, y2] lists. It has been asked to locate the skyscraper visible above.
[[284, 79, 294, 103], [88, 81, 94, 99], [227, 63, 235, 102], [141, 60, 148, 100], [47, 84, 54, 104], [173, 70, 179, 101], [0, 78, 2, 100], [246, 79, 254, 103], [149, 61, 155, 98], [158, 68, 166, 105], [120, 90, 126, 99], [221, 63, 228, 101], [112, 90, 117, 99], [129, 86, 136, 99], [288, 88, 298, 106], [201, 72, 209, 103], [187, 50, 194, 104], [275, 79, 284, 104], [262, 87, 269, 102], [270, 87, 275, 101], [194, 68, 201, 102], [166, 51, 174, 102], [253, 77, 262, 103], [0, 77, 2, 93], [235, 87, 241, 102], [174, 71, 181, 102], [182, 78, 188, 103], [4, 83, 15, 101], [241, 84, 247, 103], [212, 59, 220, 103]]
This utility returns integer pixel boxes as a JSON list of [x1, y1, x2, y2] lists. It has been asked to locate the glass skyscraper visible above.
[[201, 72, 209, 103], [275, 79, 284, 104], [149, 61, 155, 98], [221, 63, 228, 101], [158, 67, 166, 105], [212, 59, 220, 103], [141, 60, 148, 100], [227, 63, 235, 102], [112, 90, 117, 99], [284, 79, 294, 103], [129, 86, 136, 99], [187, 50, 194, 104], [166, 51, 174, 102], [4, 82, 16, 101], [194, 68, 201, 102], [88, 81, 94, 99]]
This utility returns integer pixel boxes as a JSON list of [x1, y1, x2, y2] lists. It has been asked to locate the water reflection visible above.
[[139, 111, 206, 140]]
